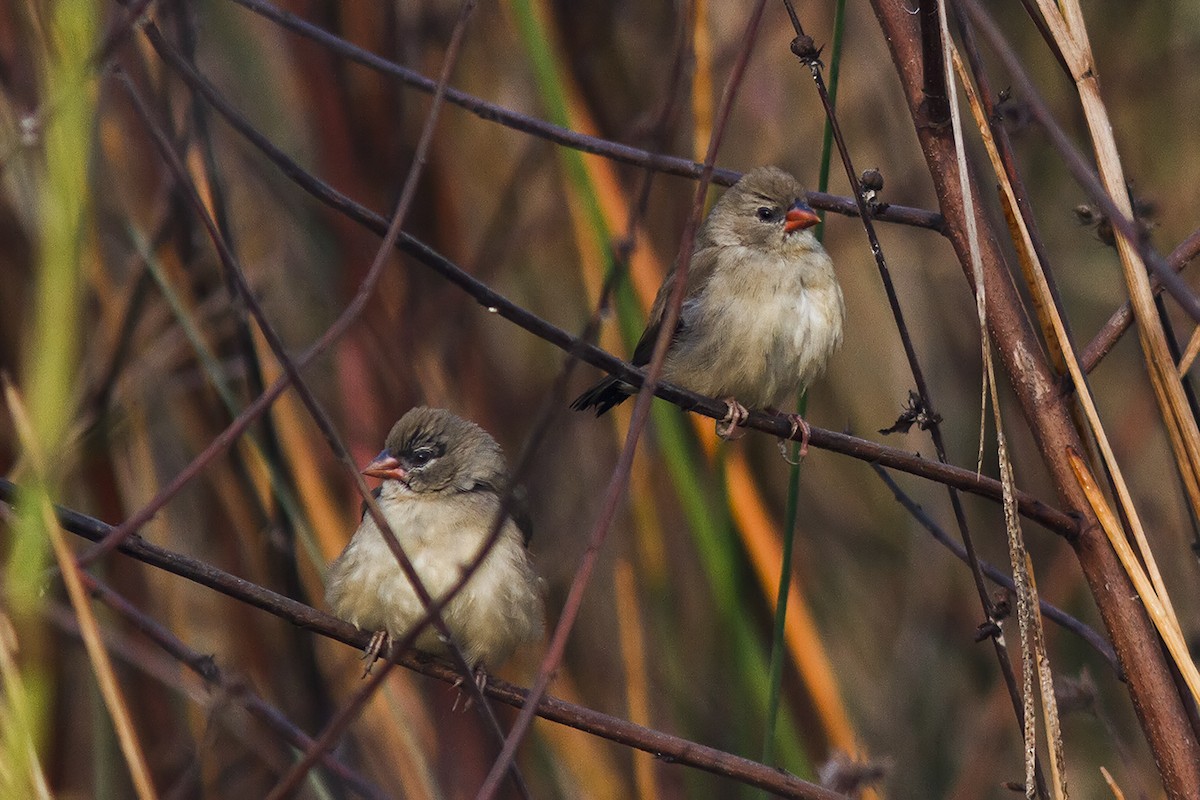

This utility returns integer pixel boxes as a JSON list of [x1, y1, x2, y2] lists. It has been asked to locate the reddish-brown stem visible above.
[[871, 0, 1200, 792]]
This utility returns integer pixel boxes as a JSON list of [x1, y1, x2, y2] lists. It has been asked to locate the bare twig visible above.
[[76, 575, 387, 800], [475, 3, 771, 796], [139, 14, 1074, 536], [0, 479, 846, 800], [224, 0, 944, 232], [872, 466, 1119, 674], [1080, 228, 1200, 374]]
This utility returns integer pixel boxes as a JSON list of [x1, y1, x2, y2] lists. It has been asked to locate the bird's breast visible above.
[[665, 247, 844, 407]]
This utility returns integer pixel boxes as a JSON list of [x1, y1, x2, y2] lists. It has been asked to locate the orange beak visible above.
[[362, 452, 406, 481], [784, 203, 820, 233]]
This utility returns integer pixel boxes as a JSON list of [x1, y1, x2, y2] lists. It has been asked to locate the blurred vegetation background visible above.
[[2, 0, 1199, 797]]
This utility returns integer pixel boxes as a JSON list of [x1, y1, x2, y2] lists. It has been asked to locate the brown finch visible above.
[[326, 408, 544, 670], [572, 166, 844, 452]]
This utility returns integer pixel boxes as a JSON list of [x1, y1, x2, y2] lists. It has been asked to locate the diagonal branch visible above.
[[224, 0, 944, 232], [139, 20, 1075, 536], [869, 0, 1200, 792], [0, 479, 847, 800]]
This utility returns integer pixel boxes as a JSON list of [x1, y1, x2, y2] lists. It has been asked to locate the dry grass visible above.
[[2, 1, 1199, 797]]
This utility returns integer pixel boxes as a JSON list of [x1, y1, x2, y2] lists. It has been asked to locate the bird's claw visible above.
[[776, 413, 811, 464], [361, 630, 390, 677], [451, 666, 489, 711], [716, 399, 749, 440]]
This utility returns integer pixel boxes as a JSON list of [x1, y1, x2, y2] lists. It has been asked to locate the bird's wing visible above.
[[629, 246, 718, 366], [470, 481, 535, 547]]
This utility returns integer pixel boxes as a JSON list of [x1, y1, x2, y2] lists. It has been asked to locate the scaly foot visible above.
[[775, 413, 812, 463], [361, 629, 390, 677], [716, 398, 749, 439]]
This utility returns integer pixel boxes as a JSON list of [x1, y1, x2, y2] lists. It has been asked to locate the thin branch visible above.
[[1080, 227, 1200, 374], [477, 2, 770, 796], [0, 480, 847, 800], [872, 466, 1120, 675], [224, 0, 944, 232], [140, 17, 1075, 536], [75, 575, 388, 800]]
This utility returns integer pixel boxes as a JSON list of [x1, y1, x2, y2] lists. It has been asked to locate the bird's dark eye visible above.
[[756, 206, 775, 222], [408, 447, 437, 468]]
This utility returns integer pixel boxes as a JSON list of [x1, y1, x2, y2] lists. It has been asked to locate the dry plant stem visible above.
[[225, 0, 943, 232], [1013, 0, 1200, 574], [784, 0, 992, 625], [872, 0, 1200, 792], [784, 3, 1038, 776], [0, 482, 846, 800], [953, 13, 1075, 372], [1080, 229, 1200, 375], [117, 16, 530, 798], [937, 6, 1059, 793], [138, 3, 1077, 536], [873, 466, 1119, 674], [6, 412, 158, 798], [476, 3, 771, 796], [77, 575, 386, 800]]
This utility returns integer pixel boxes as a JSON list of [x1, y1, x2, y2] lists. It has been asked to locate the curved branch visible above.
[[0, 480, 846, 800], [225, 0, 944, 232], [143, 25, 1075, 537]]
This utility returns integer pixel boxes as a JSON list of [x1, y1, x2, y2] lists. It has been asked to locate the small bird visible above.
[[325, 407, 544, 673], [571, 166, 845, 453]]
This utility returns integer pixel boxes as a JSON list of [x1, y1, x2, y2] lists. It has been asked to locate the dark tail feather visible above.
[[570, 376, 632, 416]]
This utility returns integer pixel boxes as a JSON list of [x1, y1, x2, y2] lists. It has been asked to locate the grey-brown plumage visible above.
[[572, 166, 844, 425], [325, 408, 543, 669]]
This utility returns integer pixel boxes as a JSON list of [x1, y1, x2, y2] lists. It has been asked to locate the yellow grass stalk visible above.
[[951, 40, 1182, 641], [1099, 766, 1126, 800], [942, 16, 1066, 795], [1034, 0, 1200, 544], [1068, 450, 1200, 706], [614, 559, 658, 800], [7, 382, 158, 800], [1176, 326, 1200, 377], [0, 613, 53, 799]]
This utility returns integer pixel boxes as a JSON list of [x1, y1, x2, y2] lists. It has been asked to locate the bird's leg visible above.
[[716, 398, 749, 440], [775, 413, 812, 463], [361, 629, 390, 677], [451, 666, 488, 712]]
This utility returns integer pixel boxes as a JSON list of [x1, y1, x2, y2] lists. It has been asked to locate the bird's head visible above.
[[701, 166, 820, 252], [363, 407, 507, 496]]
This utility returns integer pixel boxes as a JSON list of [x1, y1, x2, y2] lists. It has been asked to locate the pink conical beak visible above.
[[362, 452, 406, 481], [784, 204, 820, 233]]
